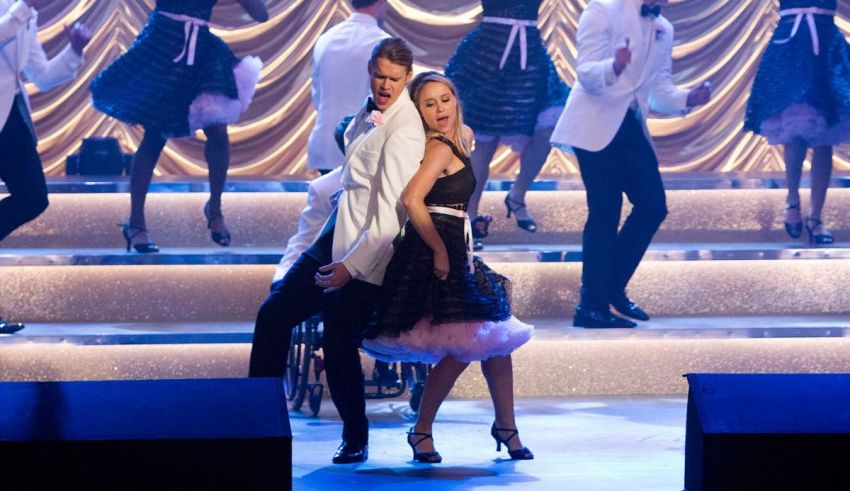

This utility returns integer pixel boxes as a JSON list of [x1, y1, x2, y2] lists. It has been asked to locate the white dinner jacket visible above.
[[273, 167, 342, 281], [0, 0, 82, 131], [307, 13, 389, 171], [330, 89, 425, 286], [550, 0, 689, 152]]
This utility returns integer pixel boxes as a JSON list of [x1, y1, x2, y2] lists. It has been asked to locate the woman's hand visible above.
[[433, 249, 449, 281]]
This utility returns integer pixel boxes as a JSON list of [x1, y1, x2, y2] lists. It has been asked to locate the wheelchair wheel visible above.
[[409, 381, 425, 413], [284, 321, 313, 411], [283, 325, 303, 401], [308, 383, 324, 416]]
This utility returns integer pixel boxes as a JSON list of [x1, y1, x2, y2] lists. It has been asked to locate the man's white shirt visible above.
[[307, 12, 389, 171]]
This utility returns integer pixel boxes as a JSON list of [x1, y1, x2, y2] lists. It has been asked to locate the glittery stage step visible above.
[[2, 317, 850, 397], [2, 176, 850, 248], [2, 252, 849, 322]]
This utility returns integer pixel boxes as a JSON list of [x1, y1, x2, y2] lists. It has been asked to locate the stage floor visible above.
[[291, 395, 686, 491]]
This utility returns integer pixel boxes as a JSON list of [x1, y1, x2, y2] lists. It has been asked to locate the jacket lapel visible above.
[[344, 89, 412, 161], [343, 106, 375, 161]]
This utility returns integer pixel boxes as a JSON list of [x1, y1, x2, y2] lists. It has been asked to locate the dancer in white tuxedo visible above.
[[308, 0, 389, 174], [250, 38, 425, 464], [0, 0, 90, 333], [551, 0, 711, 328]]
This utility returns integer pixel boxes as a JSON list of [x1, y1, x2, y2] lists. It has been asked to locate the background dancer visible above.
[[0, 0, 91, 333], [550, 0, 711, 328], [445, 0, 570, 250], [745, 0, 850, 245], [90, 0, 268, 252], [308, 0, 389, 175]]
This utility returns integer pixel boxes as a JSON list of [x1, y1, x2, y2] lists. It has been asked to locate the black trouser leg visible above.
[[0, 103, 48, 242], [248, 254, 325, 377], [609, 120, 668, 296], [322, 280, 380, 445], [575, 144, 625, 310], [574, 110, 666, 309]]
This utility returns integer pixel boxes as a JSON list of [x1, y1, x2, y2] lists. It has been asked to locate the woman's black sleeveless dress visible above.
[[362, 136, 533, 363]]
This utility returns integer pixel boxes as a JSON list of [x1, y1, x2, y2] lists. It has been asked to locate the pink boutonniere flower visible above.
[[365, 111, 384, 127]]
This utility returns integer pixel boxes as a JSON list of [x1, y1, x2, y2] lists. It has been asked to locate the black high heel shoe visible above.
[[406, 428, 442, 464], [805, 217, 834, 245], [120, 223, 159, 253], [784, 203, 802, 239], [471, 214, 493, 239], [491, 423, 534, 460], [504, 195, 537, 233], [204, 200, 231, 247]]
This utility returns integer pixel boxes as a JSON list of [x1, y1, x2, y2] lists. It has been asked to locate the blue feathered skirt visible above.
[[90, 11, 261, 138]]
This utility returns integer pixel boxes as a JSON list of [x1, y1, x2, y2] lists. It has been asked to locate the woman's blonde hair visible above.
[[408, 71, 471, 157]]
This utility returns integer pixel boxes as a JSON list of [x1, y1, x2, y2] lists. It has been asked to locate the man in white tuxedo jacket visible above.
[[0, 0, 90, 334], [249, 38, 425, 464], [550, 0, 710, 328], [307, 0, 389, 173]]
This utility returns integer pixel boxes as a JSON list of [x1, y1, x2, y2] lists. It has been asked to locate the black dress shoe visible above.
[[332, 441, 368, 464], [0, 318, 25, 335], [611, 296, 650, 321], [573, 306, 636, 328]]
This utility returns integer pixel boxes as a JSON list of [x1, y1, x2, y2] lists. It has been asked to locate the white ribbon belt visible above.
[[773, 8, 835, 56], [482, 16, 537, 70], [160, 12, 209, 66], [426, 205, 475, 274]]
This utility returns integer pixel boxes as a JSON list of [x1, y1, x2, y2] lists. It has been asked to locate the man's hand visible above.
[[65, 22, 91, 56], [315, 262, 352, 293], [613, 38, 631, 76], [686, 81, 712, 108]]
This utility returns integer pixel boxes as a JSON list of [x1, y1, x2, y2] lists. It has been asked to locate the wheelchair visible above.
[[285, 314, 430, 416]]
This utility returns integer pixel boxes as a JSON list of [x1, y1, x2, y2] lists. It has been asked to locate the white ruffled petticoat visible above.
[[362, 316, 534, 364]]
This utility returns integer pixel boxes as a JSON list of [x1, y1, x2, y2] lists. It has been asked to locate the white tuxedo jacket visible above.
[[307, 13, 389, 171], [550, 0, 689, 152], [273, 168, 342, 281], [0, 0, 82, 131], [331, 89, 425, 286]]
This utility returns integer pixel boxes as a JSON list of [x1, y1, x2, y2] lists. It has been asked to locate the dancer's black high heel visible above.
[[204, 200, 231, 247], [491, 423, 534, 460], [504, 195, 537, 233], [120, 223, 159, 253], [805, 217, 834, 245], [784, 203, 802, 239], [471, 214, 493, 239], [406, 428, 442, 463]]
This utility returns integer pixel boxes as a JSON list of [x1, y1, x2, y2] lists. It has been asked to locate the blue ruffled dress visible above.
[[90, 0, 261, 138], [444, 0, 570, 137], [745, 0, 850, 145]]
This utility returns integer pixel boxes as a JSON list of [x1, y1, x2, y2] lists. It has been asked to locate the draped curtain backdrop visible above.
[[27, 0, 850, 178]]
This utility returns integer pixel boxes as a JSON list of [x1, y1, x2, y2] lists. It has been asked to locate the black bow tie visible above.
[[641, 4, 661, 18], [365, 98, 381, 113]]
